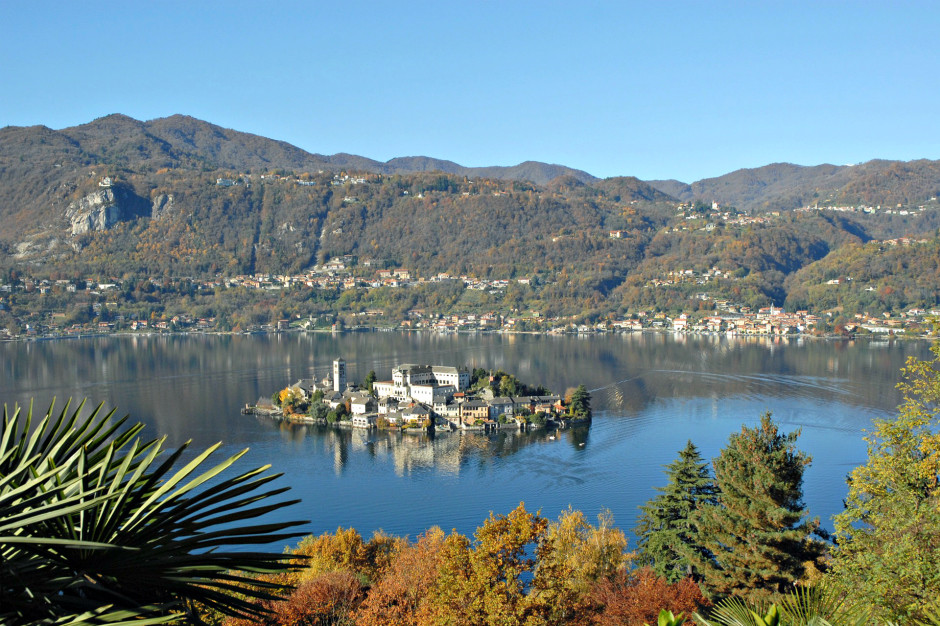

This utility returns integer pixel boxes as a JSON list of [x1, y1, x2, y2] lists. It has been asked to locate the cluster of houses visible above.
[[280, 360, 565, 432], [796, 200, 937, 215], [606, 306, 938, 336], [196, 262, 521, 297], [645, 267, 738, 289]]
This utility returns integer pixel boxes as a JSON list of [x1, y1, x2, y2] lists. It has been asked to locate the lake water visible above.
[[1, 331, 930, 545]]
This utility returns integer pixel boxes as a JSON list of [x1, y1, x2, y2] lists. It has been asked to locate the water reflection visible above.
[[259, 416, 591, 477], [1, 332, 931, 538], [1, 332, 927, 446]]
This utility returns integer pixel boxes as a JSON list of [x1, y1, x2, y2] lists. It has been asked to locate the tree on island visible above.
[[829, 334, 940, 622], [686, 413, 823, 603], [364, 370, 377, 394], [470, 367, 489, 389], [568, 384, 592, 418], [499, 374, 519, 396], [308, 402, 329, 421], [636, 440, 717, 582], [327, 403, 349, 424]]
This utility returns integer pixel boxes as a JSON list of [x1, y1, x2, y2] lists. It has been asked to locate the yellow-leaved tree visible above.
[[829, 331, 940, 622]]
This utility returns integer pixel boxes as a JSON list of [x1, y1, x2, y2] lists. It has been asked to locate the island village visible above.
[[250, 359, 591, 433]]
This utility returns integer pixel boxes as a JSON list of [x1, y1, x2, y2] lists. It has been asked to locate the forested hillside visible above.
[[649, 159, 940, 212], [785, 238, 940, 315], [2, 113, 940, 329]]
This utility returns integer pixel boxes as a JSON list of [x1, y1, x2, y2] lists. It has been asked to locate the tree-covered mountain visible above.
[[649, 160, 940, 213], [2, 113, 940, 324], [0, 114, 596, 185], [784, 238, 940, 315]]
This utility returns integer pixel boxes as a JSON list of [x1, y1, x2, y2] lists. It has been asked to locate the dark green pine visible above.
[[686, 412, 823, 603], [636, 439, 718, 582]]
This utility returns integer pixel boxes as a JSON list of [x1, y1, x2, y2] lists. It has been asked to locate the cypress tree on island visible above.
[[569, 384, 592, 418]]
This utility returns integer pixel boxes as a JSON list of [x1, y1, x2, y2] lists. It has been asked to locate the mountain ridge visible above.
[[647, 159, 940, 212], [6, 113, 940, 212], [0, 113, 597, 186], [2, 112, 940, 324]]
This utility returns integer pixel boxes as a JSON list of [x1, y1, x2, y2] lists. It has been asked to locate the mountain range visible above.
[[2, 113, 940, 321], [3, 113, 940, 210]]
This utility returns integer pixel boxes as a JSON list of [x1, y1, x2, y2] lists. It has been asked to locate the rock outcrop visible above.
[[151, 193, 174, 220], [65, 186, 150, 235], [66, 189, 122, 235]]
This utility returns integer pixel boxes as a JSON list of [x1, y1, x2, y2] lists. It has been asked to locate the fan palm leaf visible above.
[[1, 399, 308, 624]]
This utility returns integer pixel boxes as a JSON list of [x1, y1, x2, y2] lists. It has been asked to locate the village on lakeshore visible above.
[[247, 359, 592, 433], [4, 268, 937, 339], [3, 253, 938, 340]]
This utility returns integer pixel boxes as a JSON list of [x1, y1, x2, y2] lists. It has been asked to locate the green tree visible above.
[[829, 334, 940, 622], [687, 413, 821, 603], [499, 374, 519, 397], [309, 402, 330, 420], [364, 370, 377, 394], [636, 440, 718, 582], [569, 384, 592, 418], [1, 399, 306, 625]]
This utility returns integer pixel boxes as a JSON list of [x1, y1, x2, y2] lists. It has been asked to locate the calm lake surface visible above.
[[1, 332, 930, 543]]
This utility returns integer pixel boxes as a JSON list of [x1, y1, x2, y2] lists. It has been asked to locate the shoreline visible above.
[[2, 325, 929, 344]]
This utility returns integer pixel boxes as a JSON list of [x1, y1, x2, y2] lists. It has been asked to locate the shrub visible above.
[[588, 567, 709, 626], [223, 571, 363, 626]]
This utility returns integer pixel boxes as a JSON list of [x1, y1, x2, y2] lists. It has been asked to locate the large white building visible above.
[[373, 364, 469, 401], [410, 384, 455, 406]]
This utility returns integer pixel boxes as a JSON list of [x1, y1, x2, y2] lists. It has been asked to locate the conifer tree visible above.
[[569, 384, 592, 418], [687, 413, 822, 603], [636, 440, 717, 582]]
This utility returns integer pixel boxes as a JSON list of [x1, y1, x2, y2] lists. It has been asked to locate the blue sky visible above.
[[2, 1, 938, 182]]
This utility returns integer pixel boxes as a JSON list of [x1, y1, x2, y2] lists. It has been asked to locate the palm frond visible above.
[[1, 399, 309, 625]]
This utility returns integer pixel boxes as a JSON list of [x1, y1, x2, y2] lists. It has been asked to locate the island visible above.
[[246, 359, 591, 433]]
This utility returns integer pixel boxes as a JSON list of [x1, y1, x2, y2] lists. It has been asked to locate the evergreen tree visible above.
[[636, 440, 718, 582], [364, 369, 377, 394], [569, 384, 592, 418], [687, 413, 822, 603], [829, 336, 940, 622]]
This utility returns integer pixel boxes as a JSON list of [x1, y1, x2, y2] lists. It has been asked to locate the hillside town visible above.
[[2, 194, 939, 340], [255, 359, 590, 433]]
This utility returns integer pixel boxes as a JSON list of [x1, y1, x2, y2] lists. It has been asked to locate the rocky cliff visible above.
[[64, 185, 151, 235]]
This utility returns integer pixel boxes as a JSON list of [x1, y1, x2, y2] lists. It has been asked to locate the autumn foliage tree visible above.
[[418, 504, 630, 626], [223, 571, 363, 626], [829, 333, 940, 622], [588, 567, 709, 626], [424, 504, 548, 625], [355, 528, 448, 626], [529, 509, 631, 625]]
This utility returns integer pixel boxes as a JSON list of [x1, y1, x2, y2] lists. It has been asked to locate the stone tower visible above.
[[333, 358, 346, 392]]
